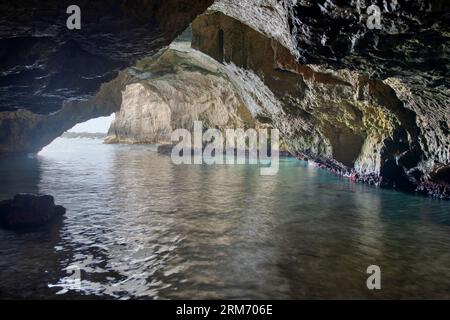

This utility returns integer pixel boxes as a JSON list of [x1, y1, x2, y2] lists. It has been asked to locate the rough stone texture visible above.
[[105, 42, 258, 144], [287, 0, 449, 87], [208, 0, 297, 57], [0, 194, 66, 230], [0, 0, 214, 114], [283, 0, 450, 197], [191, 9, 449, 198], [0, 0, 448, 198], [0, 72, 134, 154]]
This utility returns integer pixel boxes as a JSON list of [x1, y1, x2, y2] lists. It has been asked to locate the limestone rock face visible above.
[[191, 8, 449, 198], [282, 0, 450, 196], [105, 43, 258, 144], [0, 0, 214, 155], [0, 0, 447, 199], [0, 0, 214, 114], [207, 0, 297, 56], [0, 72, 133, 155], [287, 0, 449, 87]]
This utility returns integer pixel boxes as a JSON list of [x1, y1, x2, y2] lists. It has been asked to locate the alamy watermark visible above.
[[367, 265, 381, 290], [354, 0, 400, 30], [66, 5, 81, 30], [170, 121, 280, 176]]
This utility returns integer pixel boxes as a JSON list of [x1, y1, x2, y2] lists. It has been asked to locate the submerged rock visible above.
[[0, 194, 66, 230]]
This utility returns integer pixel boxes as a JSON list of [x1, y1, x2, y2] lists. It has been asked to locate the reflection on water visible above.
[[0, 138, 449, 299]]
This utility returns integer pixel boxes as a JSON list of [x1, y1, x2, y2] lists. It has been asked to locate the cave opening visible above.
[[39, 113, 116, 151], [325, 129, 365, 168], [1, 0, 450, 301], [67, 114, 115, 136]]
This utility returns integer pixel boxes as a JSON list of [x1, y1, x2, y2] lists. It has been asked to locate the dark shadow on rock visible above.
[[0, 194, 66, 231]]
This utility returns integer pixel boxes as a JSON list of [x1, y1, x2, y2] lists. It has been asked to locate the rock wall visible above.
[[105, 43, 258, 144], [0, 0, 214, 154], [0, 0, 214, 114], [104, 1, 448, 198], [0, 0, 447, 198], [190, 7, 449, 198], [0, 72, 133, 155]]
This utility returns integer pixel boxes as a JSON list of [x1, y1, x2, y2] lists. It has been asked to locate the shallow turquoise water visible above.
[[0, 138, 449, 299]]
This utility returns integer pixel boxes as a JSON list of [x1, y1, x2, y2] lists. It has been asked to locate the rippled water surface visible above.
[[0, 138, 449, 299]]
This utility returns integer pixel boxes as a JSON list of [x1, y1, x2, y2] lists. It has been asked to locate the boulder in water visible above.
[[0, 194, 66, 230]]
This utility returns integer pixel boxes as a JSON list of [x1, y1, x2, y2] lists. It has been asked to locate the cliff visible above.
[[104, 42, 258, 144], [185, 1, 449, 198]]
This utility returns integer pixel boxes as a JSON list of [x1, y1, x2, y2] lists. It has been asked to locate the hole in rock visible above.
[[68, 114, 115, 134], [40, 113, 116, 152]]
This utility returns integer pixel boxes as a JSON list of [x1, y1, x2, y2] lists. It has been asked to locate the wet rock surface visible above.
[[0, 0, 214, 114], [0, 194, 66, 230], [0, 0, 448, 198], [0, 72, 134, 155], [287, 0, 449, 86], [190, 3, 449, 198], [0, 0, 214, 155]]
